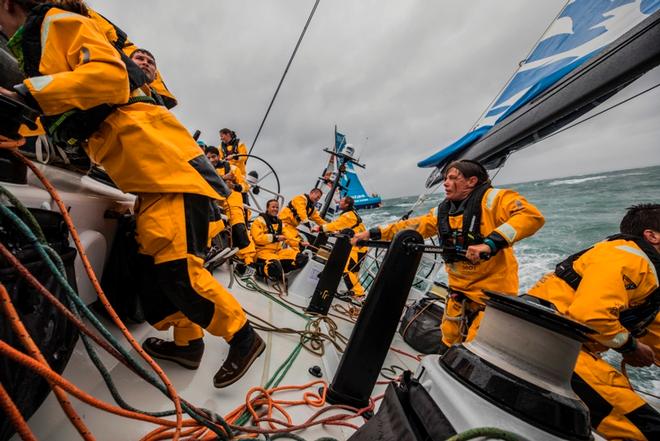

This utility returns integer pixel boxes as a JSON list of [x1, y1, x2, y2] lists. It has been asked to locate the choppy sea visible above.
[[359, 165, 660, 395]]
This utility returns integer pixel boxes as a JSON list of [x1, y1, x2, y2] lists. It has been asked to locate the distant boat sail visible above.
[[418, 0, 660, 181], [335, 130, 382, 210]]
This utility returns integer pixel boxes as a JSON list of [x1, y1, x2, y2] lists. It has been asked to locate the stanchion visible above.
[[326, 229, 424, 407], [305, 234, 352, 315]]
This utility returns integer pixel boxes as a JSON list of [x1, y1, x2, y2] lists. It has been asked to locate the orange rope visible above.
[[13, 150, 184, 440], [143, 380, 382, 440], [0, 243, 126, 362], [0, 381, 37, 441], [0, 135, 25, 149], [0, 283, 94, 440], [0, 340, 195, 430]]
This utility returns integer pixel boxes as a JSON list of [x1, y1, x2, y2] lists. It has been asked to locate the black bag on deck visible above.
[[0, 208, 79, 441], [99, 214, 145, 323], [348, 371, 455, 441], [398, 296, 445, 354]]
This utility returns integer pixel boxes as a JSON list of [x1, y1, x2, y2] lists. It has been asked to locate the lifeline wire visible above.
[[248, 0, 321, 157]]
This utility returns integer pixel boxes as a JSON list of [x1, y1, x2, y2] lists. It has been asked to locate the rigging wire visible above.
[[248, 0, 321, 157], [534, 80, 660, 144]]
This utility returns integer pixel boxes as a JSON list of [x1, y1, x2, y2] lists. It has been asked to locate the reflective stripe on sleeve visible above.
[[495, 222, 517, 243], [616, 245, 658, 282], [29, 76, 53, 91], [485, 188, 501, 210]]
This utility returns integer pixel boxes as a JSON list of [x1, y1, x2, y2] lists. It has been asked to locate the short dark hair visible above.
[[445, 160, 490, 185], [266, 199, 279, 209], [343, 196, 354, 209], [310, 188, 323, 196], [620, 204, 660, 237], [129, 48, 156, 62], [205, 146, 219, 156]]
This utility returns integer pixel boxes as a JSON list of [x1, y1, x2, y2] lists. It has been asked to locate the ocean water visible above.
[[359, 165, 660, 395]]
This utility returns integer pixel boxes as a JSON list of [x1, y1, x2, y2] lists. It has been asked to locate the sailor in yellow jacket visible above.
[[219, 128, 248, 176], [314, 196, 367, 297], [251, 199, 309, 281], [279, 188, 327, 251], [529, 204, 660, 441], [354, 160, 544, 346], [0, 0, 264, 388]]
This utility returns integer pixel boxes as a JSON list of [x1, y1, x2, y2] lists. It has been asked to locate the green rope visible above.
[[0, 184, 47, 243], [0, 203, 232, 439], [236, 276, 310, 320], [234, 342, 305, 427], [445, 427, 528, 441]]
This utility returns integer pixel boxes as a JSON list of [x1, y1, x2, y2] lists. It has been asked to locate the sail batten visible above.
[[419, 0, 660, 174]]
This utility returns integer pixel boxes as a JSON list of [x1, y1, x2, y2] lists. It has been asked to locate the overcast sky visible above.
[[87, 0, 660, 199]]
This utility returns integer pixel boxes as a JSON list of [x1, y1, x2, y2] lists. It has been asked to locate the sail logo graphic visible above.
[[478, 0, 659, 129], [417, 0, 659, 169]]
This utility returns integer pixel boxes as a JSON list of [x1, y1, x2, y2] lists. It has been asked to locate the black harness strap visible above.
[[554, 234, 660, 336], [287, 194, 314, 224], [260, 213, 283, 237], [221, 139, 240, 158], [342, 209, 362, 230], [436, 183, 491, 262]]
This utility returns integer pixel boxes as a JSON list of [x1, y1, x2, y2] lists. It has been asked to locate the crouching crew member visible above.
[[279, 188, 326, 252], [353, 160, 544, 347], [315, 196, 367, 298], [0, 0, 264, 388], [529, 204, 660, 441], [251, 199, 309, 281]]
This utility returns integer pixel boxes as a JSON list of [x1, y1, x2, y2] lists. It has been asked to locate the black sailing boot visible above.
[[142, 337, 205, 370], [213, 323, 266, 388]]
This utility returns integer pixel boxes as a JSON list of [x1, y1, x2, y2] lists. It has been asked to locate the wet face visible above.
[[131, 52, 157, 83], [206, 152, 219, 166], [219, 132, 231, 144], [443, 167, 478, 201], [267, 201, 279, 217], [309, 190, 322, 203]]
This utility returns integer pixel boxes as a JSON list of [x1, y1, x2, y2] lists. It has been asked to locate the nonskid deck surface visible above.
[[14, 266, 421, 441]]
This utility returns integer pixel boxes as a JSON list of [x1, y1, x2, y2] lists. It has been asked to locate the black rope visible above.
[[249, 0, 322, 157]]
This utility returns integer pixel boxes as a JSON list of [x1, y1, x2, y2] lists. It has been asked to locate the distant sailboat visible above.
[[334, 129, 382, 210]]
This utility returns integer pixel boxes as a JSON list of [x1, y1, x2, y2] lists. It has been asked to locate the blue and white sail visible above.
[[419, 0, 660, 172], [335, 131, 382, 210]]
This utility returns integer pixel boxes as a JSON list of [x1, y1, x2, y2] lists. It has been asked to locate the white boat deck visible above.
[[13, 266, 423, 441]]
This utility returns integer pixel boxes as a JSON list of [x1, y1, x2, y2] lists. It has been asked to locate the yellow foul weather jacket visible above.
[[279, 194, 327, 227], [322, 209, 367, 253], [376, 188, 544, 303], [529, 238, 660, 353], [219, 141, 248, 176], [22, 8, 224, 198]]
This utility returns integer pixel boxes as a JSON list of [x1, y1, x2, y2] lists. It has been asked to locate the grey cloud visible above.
[[88, 0, 660, 200]]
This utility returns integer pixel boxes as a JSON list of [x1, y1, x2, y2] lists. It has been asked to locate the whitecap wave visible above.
[[548, 175, 608, 186]]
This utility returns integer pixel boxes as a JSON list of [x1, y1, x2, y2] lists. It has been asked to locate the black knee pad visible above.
[[265, 260, 284, 280], [295, 252, 309, 268]]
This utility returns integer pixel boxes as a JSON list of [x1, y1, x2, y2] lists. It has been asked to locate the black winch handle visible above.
[[356, 239, 391, 249], [357, 240, 492, 260]]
